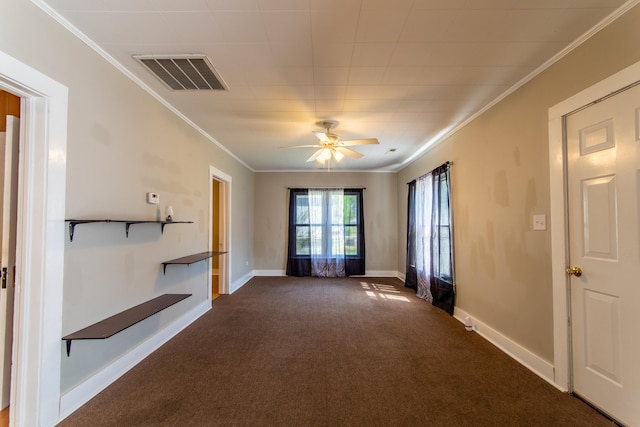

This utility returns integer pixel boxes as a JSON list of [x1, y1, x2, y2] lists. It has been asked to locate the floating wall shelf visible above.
[[62, 293, 191, 356], [161, 251, 227, 275], [65, 219, 193, 241]]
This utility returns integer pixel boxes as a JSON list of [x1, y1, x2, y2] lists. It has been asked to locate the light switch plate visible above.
[[533, 214, 546, 230], [147, 192, 159, 204]]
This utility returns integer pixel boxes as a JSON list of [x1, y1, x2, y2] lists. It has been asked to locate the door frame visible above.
[[209, 165, 231, 296], [0, 115, 19, 409], [0, 50, 68, 426], [548, 59, 640, 392]]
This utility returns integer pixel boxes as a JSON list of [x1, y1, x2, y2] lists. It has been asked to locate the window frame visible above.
[[435, 172, 452, 282], [291, 189, 363, 259]]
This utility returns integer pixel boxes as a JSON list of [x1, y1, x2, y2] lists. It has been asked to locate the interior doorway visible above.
[[0, 90, 19, 427], [209, 166, 230, 299], [211, 179, 221, 301], [0, 50, 68, 427]]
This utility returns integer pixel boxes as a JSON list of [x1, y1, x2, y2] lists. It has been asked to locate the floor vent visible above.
[[134, 54, 228, 91]]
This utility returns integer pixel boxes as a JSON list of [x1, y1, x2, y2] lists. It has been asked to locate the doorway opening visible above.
[[0, 89, 19, 427], [209, 166, 230, 299], [211, 179, 221, 301], [0, 50, 68, 427]]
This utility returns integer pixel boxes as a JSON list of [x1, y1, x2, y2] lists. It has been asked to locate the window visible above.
[[405, 162, 455, 314], [435, 173, 452, 281], [293, 193, 311, 255], [291, 190, 362, 258], [343, 192, 359, 256], [287, 188, 365, 277]]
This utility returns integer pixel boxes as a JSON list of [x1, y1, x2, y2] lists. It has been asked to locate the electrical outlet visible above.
[[147, 192, 159, 204], [533, 214, 546, 230]]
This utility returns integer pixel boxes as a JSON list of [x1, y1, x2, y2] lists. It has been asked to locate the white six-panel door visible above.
[[566, 83, 640, 425]]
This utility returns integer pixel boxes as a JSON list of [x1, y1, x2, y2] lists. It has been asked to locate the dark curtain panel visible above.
[[404, 180, 417, 289], [286, 188, 365, 277], [286, 189, 311, 276], [429, 164, 455, 314]]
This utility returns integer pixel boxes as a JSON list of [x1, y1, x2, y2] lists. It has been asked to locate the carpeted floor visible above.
[[59, 276, 610, 426]]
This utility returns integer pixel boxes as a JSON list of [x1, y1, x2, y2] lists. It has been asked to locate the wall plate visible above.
[[147, 192, 159, 204], [533, 214, 546, 230]]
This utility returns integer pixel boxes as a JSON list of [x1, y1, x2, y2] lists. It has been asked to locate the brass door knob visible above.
[[566, 266, 582, 277]]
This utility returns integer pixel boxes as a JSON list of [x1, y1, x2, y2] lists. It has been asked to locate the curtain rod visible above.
[[406, 161, 452, 185], [287, 187, 366, 190]]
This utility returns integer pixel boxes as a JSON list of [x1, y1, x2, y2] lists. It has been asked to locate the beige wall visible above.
[[397, 4, 640, 362], [0, 0, 254, 393], [254, 172, 398, 273]]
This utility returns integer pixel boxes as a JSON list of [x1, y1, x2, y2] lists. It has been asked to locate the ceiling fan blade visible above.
[[335, 146, 363, 159], [278, 144, 322, 149], [338, 138, 379, 146], [306, 149, 324, 162], [313, 131, 331, 143]]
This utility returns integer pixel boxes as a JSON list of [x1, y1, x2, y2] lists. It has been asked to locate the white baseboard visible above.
[[251, 270, 403, 278], [229, 271, 254, 293], [252, 269, 285, 276], [361, 270, 401, 277], [228, 270, 406, 292], [453, 307, 556, 387], [58, 299, 210, 421]]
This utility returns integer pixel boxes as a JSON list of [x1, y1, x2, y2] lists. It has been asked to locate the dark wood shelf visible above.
[[161, 251, 227, 274], [62, 293, 191, 356], [65, 219, 193, 241]]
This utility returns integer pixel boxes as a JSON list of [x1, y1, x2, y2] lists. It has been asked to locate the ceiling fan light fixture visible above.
[[281, 120, 379, 168]]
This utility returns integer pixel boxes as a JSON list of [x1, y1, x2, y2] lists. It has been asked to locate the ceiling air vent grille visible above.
[[133, 55, 228, 91]]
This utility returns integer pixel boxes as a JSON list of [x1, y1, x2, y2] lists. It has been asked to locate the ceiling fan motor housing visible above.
[[316, 120, 338, 132]]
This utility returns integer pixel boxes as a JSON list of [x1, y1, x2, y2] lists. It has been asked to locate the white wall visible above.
[[0, 0, 255, 420]]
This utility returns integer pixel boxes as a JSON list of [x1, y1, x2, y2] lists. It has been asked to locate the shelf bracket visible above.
[[68, 222, 76, 242], [65, 339, 72, 357], [125, 222, 132, 238]]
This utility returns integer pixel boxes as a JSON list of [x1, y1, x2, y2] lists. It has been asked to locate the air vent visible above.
[[133, 54, 228, 91]]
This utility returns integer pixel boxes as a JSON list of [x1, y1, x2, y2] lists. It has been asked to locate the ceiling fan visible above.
[[280, 120, 379, 164]]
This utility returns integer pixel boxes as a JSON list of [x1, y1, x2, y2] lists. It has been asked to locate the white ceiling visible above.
[[40, 0, 628, 171]]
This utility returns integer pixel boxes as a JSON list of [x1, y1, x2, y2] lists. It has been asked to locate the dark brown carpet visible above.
[[59, 276, 609, 426]]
